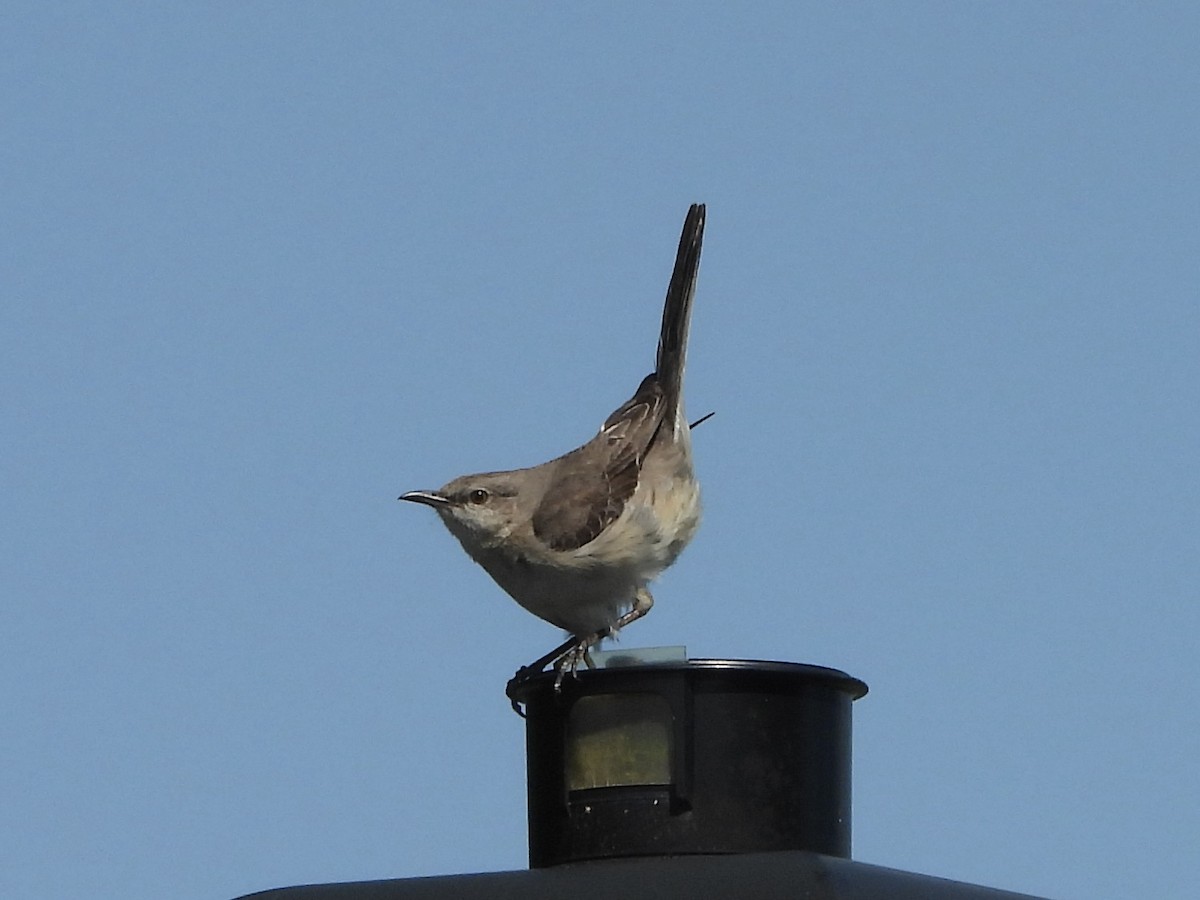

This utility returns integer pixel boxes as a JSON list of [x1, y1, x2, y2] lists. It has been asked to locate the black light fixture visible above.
[[508, 655, 867, 865]]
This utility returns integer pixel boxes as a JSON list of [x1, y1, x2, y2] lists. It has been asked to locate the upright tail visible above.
[[655, 203, 705, 427]]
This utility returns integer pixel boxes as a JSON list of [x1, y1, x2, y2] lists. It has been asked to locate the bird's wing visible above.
[[531, 374, 666, 552]]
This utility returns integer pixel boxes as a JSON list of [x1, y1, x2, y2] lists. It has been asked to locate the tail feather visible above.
[[655, 203, 705, 424]]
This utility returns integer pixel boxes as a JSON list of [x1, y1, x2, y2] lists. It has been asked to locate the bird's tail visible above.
[[655, 203, 705, 427]]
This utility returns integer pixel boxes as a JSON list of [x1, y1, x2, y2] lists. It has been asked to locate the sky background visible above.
[[3, 4, 1197, 899]]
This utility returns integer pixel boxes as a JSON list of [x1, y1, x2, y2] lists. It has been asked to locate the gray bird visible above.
[[401, 204, 706, 678]]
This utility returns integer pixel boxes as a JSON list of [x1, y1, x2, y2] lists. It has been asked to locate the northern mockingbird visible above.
[[401, 204, 706, 682]]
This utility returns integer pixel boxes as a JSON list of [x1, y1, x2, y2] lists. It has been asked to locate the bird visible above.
[[400, 204, 706, 682]]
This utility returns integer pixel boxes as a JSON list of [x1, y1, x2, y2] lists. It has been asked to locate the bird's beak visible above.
[[398, 490, 451, 508]]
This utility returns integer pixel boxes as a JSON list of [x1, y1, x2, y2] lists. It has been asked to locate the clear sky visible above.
[[3, 4, 1197, 899]]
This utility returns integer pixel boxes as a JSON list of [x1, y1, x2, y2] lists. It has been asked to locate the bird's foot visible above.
[[507, 629, 607, 716], [551, 640, 598, 693]]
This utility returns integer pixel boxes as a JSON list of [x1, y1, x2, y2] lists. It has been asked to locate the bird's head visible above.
[[399, 472, 526, 551]]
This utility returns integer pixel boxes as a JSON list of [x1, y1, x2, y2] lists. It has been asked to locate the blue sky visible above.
[[3, 4, 1197, 899]]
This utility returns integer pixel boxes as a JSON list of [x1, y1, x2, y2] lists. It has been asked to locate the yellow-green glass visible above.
[[565, 693, 673, 791]]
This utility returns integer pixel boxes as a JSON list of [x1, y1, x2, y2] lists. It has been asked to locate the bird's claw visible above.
[[551, 642, 595, 693], [507, 632, 603, 715]]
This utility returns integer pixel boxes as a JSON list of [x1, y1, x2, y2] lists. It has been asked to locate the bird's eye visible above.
[[468, 488, 489, 505]]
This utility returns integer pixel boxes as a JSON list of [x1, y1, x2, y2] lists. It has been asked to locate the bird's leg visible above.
[[512, 587, 657, 696], [550, 587, 655, 691], [611, 586, 654, 632]]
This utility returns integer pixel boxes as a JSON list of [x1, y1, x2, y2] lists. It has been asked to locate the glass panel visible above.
[[565, 693, 673, 790]]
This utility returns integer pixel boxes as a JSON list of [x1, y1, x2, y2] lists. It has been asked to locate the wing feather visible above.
[[531, 375, 665, 551]]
